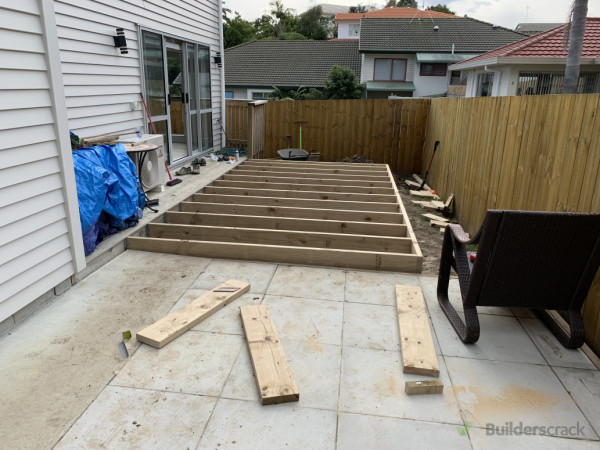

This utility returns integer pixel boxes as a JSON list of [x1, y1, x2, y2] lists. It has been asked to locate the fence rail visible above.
[[422, 94, 600, 355]]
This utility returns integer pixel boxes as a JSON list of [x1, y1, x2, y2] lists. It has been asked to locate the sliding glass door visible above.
[[141, 29, 214, 164]]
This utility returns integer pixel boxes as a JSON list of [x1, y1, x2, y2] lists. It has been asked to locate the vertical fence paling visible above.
[[421, 94, 600, 356], [263, 99, 429, 173], [225, 99, 250, 146]]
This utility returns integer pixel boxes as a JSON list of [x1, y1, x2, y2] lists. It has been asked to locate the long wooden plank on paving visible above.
[[181, 202, 403, 224], [240, 304, 299, 405], [192, 193, 399, 212], [396, 285, 439, 377], [166, 212, 407, 237], [213, 180, 395, 195], [203, 186, 398, 203], [240, 163, 387, 175], [224, 174, 392, 188], [387, 165, 422, 258], [244, 160, 388, 171], [234, 168, 390, 182], [128, 237, 423, 272], [136, 279, 250, 348], [149, 223, 413, 253]]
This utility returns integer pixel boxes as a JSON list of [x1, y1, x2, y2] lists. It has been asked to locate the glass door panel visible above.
[[166, 39, 187, 161], [186, 43, 199, 153], [200, 112, 213, 151]]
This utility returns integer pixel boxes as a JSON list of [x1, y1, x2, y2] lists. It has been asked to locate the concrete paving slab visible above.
[[336, 412, 472, 450], [468, 426, 600, 449], [519, 318, 596, 369], [342, 303, 400, 352], [338, 346, 463, 424], [263, 295, 344, 346], [55, 385, 216, 449], [169, 289, 264, 335], [445, 356, 598, 440], [197, 398, 338, 450], [190, 259, 277, 294], [0, 250, 205, 450], [222, 338, 342, 410], [111, 331, 243, 396], [430, 310, 546, 364], [552, 367, 600, 437], [344, 270, 420, 306], [267, 265, 346, 302]]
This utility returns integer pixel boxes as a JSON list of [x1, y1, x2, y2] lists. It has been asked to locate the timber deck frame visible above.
[[128, 160, 423, 273]]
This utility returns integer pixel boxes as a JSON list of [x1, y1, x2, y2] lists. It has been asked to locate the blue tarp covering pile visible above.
[[72, 143, 143, 255]]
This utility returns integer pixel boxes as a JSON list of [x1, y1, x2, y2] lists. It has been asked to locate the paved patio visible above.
[[2, 249, 599, 449]]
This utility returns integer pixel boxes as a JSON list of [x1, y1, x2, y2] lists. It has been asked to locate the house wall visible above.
[[54, 0, 224, 146], [337, 21, 360, 40], [0, 0, 85, 324], [361, 53, 416, 83], [413, 62, 451, 97]]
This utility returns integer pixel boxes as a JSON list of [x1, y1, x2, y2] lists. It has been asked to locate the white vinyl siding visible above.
[[0, 0, 84, 323], [54, 0, 223, 144]]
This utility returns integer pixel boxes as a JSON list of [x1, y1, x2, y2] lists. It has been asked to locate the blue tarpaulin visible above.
[[72, 143, 143, 255]]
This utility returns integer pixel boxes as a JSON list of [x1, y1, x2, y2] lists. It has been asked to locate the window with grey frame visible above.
[[476, 73, 494, 97], [517, 72, 600, 96]]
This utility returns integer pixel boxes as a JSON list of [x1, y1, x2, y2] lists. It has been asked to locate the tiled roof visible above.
[[224, 40, 361, 89], [336, 7, 457, 21], [456, 18, 600, 64], [515, 22, 564, 35], [359, 17, 527, 53]]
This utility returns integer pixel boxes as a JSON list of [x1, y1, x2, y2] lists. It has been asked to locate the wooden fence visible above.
[[422, 94, 600, 355], [263, 99, 429, 173]]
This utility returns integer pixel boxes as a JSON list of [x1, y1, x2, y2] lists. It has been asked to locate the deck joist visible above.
[[128, 159, 423, 272]]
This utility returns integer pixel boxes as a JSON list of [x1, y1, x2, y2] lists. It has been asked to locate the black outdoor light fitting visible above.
[[213, 52, 222, 67], [113, 28, 128, 54]]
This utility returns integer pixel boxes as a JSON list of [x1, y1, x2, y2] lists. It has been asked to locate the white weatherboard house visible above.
[[0, 0, 224, 328]]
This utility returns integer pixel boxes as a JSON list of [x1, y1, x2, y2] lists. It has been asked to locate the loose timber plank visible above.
[[234, 168, 390, 182], [409, 190, 440, 199], [237, 165, 388, 177], [224, 173, 391, 188], [203, 186, 398, 203], [181, 202, 403, 224], [127, 237, 423, 272], [166, 212, 407, 237], [192, 193, 399, 213], [412, 174, 431, 191], [214, 180, 395, 195], [396, 285, 440, 376], [422, 213, 448, 222], [430, 220, 448, 228], [405, 380, 444, 395], [136, 279, 250, 348], [240, 304, 299, 405], [244, 160, 387, 171], [149, 223, 413, 253]]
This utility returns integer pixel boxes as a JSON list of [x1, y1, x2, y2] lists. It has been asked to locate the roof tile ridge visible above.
[[502, 24, 567, 56]]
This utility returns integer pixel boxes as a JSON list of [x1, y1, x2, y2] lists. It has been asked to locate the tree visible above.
[[223, 12, 255, 48], [426, 4, 456, 15], [385, 0, 396, 7], [324, 65, 365, 99], [267, 86, 308, 100], [298, 6, 328, 40], [349, 4, 368, 13], [254, 15, 276, 39], [396, 0, 418, 7], [270, 0, 298, 35], [563, 0, 588, 94]]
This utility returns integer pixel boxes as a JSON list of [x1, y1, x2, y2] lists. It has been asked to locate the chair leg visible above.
[[438, 230, 480, 343], [535, 309, 585, 349]]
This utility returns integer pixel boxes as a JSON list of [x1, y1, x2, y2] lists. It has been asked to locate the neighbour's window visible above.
[[374, 59, 407, 81], [251, 91, 271, 100], [225, 91, 234, 98], [349, 23, 360, 37], [476, 73, 494, 97], [420, 63, 447, 76]]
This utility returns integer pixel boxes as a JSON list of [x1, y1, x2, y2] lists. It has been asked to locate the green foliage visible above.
[[223, 12, 255, 48], [426, 4, 456, 14], [254, 15, 276, 39], [304, 88, 327, 100], [270, 0, 298, 35], [267, 86, 309, 100], [349, 4, 368, 13], [395, 0, 418, 7], [277, 32, 307, 40], [385, 0, 396, 7], [298, 6, 328, 40], [324, 65, 365, 99]]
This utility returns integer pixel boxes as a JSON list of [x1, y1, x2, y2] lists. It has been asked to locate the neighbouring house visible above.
[[335, 7, 458, 40], [358, 17, 527, 98], [224, 40, 361, 99], [514, 22, 564, 36], [449, 18, 600, 97], [0, 1, 224, 329]]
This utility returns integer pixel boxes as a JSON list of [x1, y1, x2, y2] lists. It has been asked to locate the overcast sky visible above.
[[223, 0, 600, 30]]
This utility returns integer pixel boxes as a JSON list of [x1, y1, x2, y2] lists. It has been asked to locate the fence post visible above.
[[247, 102, 255, 159], [247, 100, 267, 159]]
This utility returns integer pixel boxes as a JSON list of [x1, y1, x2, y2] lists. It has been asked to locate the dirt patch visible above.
[[394, 172, 447, 276]]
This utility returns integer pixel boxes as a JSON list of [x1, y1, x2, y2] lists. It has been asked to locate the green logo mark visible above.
[[457, 421, 473, 436]]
